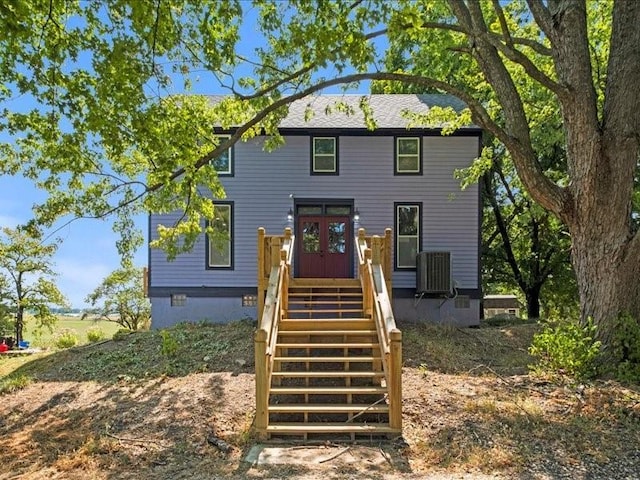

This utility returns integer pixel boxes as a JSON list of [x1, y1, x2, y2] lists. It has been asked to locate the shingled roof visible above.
[[209, 94, 474, 130]]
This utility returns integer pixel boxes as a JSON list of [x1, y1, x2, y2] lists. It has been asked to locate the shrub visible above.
[[529, 318, 601, 380], [160, 330, 179, 357], [86, 327, 106, 343], [55, 329, 79, 349], [611, 313, 640, 383], [112, 329, 132, 341]]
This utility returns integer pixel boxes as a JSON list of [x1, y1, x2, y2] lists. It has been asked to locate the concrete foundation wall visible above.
[[150, 296, 480, 328]]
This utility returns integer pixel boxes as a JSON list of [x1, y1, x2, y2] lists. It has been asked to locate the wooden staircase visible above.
[[255, 227, 402, 442], [267, 278, 393, 440]]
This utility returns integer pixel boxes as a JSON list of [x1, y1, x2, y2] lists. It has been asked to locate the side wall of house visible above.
[[149, 133, 481, 326]]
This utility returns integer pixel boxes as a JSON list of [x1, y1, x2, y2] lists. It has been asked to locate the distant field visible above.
[[24, 316, 122, 348]]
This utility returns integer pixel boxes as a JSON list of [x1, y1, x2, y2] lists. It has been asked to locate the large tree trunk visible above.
[[525, 286, 541, 320], [513, 1, 640, 351], [570, 169, 640, 350]]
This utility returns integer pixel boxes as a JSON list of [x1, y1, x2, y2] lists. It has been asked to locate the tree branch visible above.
[[490, 0, 513, 46], [525, 0, 556, 45], [449, 0, 569, 218], [482, 32, 565, 97]]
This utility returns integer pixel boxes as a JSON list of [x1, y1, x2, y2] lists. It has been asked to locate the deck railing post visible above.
[[389, 328, 403, 432], [254, 328, 269, 436], [257, 228, 266, 328], [271, 237, 281, 267], [357, 228, 366, 276], [284, 227, 293, 277], [384, 228, 393, 300], [371, 235, 381, 265], [280, 249, 289, 313], [363, 248, 372, 315]]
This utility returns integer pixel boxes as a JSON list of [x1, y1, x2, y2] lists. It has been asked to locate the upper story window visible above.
[[311, 137, 338, 175], [395, 203, 422, 269], [207, 202, 233, 269], [395, 137, 421, 175], [211, 134, 233, 176]]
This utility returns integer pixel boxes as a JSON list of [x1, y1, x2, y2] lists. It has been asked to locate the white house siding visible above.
[[149, 132, 480, 326]]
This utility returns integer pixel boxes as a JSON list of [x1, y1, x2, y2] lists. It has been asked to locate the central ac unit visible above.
[[416, 251, 451, 294]]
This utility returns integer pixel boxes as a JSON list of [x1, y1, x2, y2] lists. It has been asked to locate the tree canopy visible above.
[[0, 227, 68, 343], [1, 1, 639, 357], [84, 266, 150, 331]]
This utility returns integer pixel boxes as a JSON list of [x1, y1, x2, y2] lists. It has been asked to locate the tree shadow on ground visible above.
[[0, 372, 243, 479]]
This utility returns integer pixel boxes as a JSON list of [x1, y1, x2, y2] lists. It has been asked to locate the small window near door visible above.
[[395, 137, 421, 175], [395, 203, 421, 269], [311, 137, 338, 174], [302, 221, 320, 253]]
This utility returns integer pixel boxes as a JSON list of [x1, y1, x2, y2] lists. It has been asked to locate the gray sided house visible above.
[[149, 94, 482, 328]]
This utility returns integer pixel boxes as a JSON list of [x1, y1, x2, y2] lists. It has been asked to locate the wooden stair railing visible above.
[[356, 228, 402, 432], [255, 227, 294, 434], [254, 226, 401, 440]]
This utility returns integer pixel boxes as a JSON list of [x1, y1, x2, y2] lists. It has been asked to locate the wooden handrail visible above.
[[255, 227, 294, 435], [356, 227, 402, 431]]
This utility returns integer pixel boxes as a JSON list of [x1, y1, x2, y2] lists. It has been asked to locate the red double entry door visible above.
[[297, 215, 351, 278]]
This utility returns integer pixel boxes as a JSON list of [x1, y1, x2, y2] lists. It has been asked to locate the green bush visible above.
[[112, 328, 132, 341], [54, 329, 79, 349], [529, 318, 601, 380], [611, 313, 640, 383], [160, 330, 179, 357], [86, 327, 106, 343]]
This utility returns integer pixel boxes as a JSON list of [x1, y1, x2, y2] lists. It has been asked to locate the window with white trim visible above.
[[395, 203, 421, 269], [312, 137, 338, 174], [211, 134, 233, 175], [207, 203, 233, 269], [395, 137, 421, 174]]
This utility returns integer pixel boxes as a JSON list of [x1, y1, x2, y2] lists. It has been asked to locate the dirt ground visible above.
[[1, 323, 639, 479]]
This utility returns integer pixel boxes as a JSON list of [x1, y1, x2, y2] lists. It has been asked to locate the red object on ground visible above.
[[0, 343, 8, 353]]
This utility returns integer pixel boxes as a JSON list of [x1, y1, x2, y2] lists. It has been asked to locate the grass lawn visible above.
[[24, 315, 122, 348]]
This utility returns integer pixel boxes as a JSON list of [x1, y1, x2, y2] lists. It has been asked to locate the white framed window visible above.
[[207, 203, 233, 269], [395, 203, 421, 269], [312, 137, 338, 174], [395, 137, 421, 174], [211, 134, 233, 176]]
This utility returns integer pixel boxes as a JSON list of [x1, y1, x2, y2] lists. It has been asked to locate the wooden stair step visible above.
[[270, 386, 387, 395], [266, 423, 396, 434], [271, 371, 384, 378], [290, 278, 361, 287], [287, 308, 362, 315], [280, 319, 374, 331], [289, 292, 363, 297], [276, 342, 380, 349], [288, 300, 363, 305], [268, 404, 389, 414], [274, 356, 380, 363], [278, 330, 378, 336]]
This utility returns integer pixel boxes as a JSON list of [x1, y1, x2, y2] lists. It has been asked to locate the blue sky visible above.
[[0, 175, 147, 307], [0, 3, 375, 308]]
